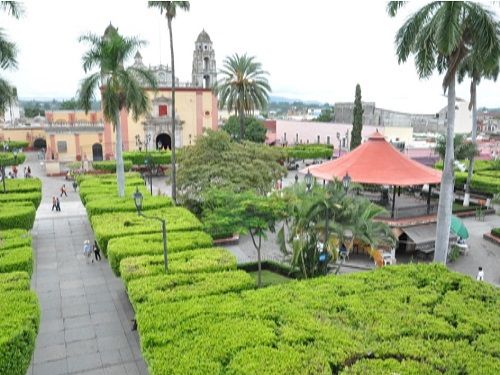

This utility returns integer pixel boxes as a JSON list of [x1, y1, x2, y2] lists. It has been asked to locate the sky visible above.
[[2, 0, 500, 114]]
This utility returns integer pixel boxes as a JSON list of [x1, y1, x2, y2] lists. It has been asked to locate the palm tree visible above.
[[78, 25, 157, 197], [216, 54, 271, 141], [458, 48, 500, 206], [388, 1, 500, 264], [435, 133, 477, 162], [148, 1, 190, 205]]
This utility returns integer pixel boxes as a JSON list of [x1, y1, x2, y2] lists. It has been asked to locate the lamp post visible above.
[[342, 172, 351, 193], [144, 156, 154, 195], [133, 188, 168, 272], [305, 169, 313, 191], [336, 132, 341, 158]]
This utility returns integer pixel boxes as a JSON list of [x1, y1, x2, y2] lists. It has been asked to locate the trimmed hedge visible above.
[[92, 207, 203, 255], [127, 270, 254, 308], [0, 246, 33, 275], [79, 185, 149, 205], [123, 151, 172, 165], [92, 160, 133, 172], [0, 152, 26, 167], [119, 248, 237, 283], [85, 195, 173, 218], [0, 191, 42, 208], [76, 172, 141, 185], [455, 172, 500, 195], [0, 284, 40, 375], [78, 176, 144, 190], [0, 229, 31, 251], [0, 203, 36, 230], [3, 178, 42, 193], [0, 140, 29, 150], [108, 231, 213, 275], [135, 264, 500, 374], [284, 144, 333, 160], [0, 271, 31, 292], [492, 228, 500, 237]]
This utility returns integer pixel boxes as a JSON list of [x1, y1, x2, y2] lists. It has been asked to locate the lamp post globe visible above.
[[305, 169, 313, 191], [342, 172, 351, 193], [133, 187, 143, 213]]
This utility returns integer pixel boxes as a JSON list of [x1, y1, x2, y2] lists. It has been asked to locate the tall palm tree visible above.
[[458, 48, 500, 206], [388, 1, 500, 263], [148, 1, 190, 204], [216, 54, 271, 141], [435, 133, 477, 162], [78, 25, 157, 197]]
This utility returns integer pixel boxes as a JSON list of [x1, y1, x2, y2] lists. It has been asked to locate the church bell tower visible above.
[[192, 29, 217, 89]]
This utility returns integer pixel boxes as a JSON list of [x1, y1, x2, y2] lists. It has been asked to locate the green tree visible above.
[[222, 115, 267, 143], [350, 84, 363, 149], [314, 108, 333, 122], [148, 1, 190, 205], [0, 1, 22, 117], [458, 46, 500, 206], [60, 98, 81, 110], [435, 134, 477, 162], [216, 54, 271, 142], [78, 25, 157, 197], [388, 1, 500, 264]]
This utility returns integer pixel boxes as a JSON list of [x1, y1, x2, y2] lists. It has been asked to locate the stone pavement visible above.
[[22, 153, 148, 375]]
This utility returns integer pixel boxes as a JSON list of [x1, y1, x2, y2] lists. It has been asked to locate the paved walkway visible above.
[[22, 154, 148, 375]]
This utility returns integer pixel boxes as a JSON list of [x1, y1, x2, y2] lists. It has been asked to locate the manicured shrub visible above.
[[134, 264, 500, 375], [79, 185, 149, 205], [0, 246, 33, 275], [492, 228, 500, 237], [3, 178, 42, 193], [76, 172, 141, 185], [85, 195, 173, 218], [92, 160, 132, 172], [0, 229, 31, 251], [1, 140, 29, 150], [0, 203, 36, 230], [0, 152, 26, 167], [108, 231, 213, 275], [0, 191, 42, 208], [123, 151, 171, 165], [285, 144, 333, 160], [79, 176, 144, 190], [127, 270, 254, 307], [92, 207, 202, 255], [119, 248, 236, 283], [0, 271, 31, 292]]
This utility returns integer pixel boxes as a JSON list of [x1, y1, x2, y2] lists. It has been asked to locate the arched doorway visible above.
[[156, 133, 171, 150], [33, 138, 46, 150], [92, 143, 103, 161]]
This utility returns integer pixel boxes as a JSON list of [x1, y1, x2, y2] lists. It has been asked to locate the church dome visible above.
[[103, 23, 117, 37], [196, 29, 212, 43]]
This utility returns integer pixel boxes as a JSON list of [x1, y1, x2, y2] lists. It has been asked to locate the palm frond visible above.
[[0, 29, 17, 69], [386, 1, 406, 17], [77, 72, 101, 114], [0, 1, 23, 19]]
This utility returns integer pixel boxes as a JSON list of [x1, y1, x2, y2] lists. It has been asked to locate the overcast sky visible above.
[[2, 0, 499, 113]]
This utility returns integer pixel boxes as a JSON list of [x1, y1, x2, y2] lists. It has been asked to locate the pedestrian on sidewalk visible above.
[[60, 184, 67, 197], [56, 197, 61, 212], [93, 240, 101, 261], [83, 240, 93, 264], [476, 267, 484, 281], [51, 196, 57, 211]]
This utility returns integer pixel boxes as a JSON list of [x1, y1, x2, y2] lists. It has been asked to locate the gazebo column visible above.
[[391, 185, 397, 219], [427, 184, 432, 214]]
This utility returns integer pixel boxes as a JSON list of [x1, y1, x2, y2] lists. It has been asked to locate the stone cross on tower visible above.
[[192, 29, 217, 89]]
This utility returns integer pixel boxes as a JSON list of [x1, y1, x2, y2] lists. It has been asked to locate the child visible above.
[[83, 240, 93, 264]]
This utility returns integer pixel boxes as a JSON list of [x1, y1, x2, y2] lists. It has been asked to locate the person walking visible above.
[[27, 166, 31, 177], [55, 197, 61, 212], [60, 184, 67, 197], [476, 267, 484, 281], [93, 240, 101, 261], [51, 196, 57, 211], [83, 240, 93, 264]]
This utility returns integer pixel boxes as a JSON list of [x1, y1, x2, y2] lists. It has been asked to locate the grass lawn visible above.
[[249, 270, 291, 287]]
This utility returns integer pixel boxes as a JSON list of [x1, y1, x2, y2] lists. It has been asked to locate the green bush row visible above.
[[0, 191, 42, 208], [85, 195, 173, 219], [0, 246, 33, 276], [120, 248, 237, 284], [79, 185, 149, 205], [134, 264, 500, 374], [78, 176, 144, 190], [127, 270, 253, 309], [0, 152, 26, 166], [0, 203, 36, 230], [285, 145, 333, 160], [492, 228, 500, 237], [92, 160, 133, 172], [75, 172, 141, 185], [123, 151, 172, 165], [0, 283, 40, 375], [0, 229, 31, 251], [92, 207, 203, 255], [108, 231, 213, 275], [0, 140, 29, 150], [3, 178, 42, 193], [455, 172, 500, 194]]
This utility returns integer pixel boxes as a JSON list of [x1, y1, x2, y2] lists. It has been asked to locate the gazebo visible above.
[[301, 131, 442, 219]]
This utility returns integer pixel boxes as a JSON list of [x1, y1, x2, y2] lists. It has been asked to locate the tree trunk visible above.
[[434, 77, 456, 264], [115, 111, 125, 197], [257, 234, 262, 288], [239, 108, 244, 142], [168, 16, 177, 204], [463, 79, 477, 207]]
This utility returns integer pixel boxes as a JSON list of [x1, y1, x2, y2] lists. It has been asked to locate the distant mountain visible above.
[[269, 95, 326, 106]]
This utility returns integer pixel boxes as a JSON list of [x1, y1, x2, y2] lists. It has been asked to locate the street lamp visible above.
[[342, 172, 351, 193], [305, 169, 313, 191], [144, 156, 154, 195], [336, 132, 341, 158], [133, 187, 168, 272]]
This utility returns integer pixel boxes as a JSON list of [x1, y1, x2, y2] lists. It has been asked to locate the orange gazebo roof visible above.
[[302, 131, 442, 186]]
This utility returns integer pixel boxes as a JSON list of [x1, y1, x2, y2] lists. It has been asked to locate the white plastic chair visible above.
[[383, 248, 396, 265]]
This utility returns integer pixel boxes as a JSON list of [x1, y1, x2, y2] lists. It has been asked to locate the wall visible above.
[[0, 127, 46, 145]]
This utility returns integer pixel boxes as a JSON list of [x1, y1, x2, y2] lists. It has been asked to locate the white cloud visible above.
[[2, 0, 499, 114]]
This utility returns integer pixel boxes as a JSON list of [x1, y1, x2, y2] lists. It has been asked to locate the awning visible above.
[[401, 223, 457, 251]]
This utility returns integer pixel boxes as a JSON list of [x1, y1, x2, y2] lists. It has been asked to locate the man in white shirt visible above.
[[476, 267, 484, 281]]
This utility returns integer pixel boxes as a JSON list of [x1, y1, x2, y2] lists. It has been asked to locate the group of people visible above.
[[83, 240, 101, 263], [51, 184, 68, 212]]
